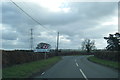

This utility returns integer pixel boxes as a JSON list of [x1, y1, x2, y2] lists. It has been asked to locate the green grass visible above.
[[88, 56, 120, 70], [2, 56, 61, 78]]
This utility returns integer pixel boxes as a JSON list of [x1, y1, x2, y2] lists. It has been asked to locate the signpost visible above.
[[34, 43, 51, 59], [43, 44, 48, 59], [45, 52, 47, 59]]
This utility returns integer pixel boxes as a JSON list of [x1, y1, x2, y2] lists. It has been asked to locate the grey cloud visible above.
[[2, 31, 18, 40], [2, 39, 29, 50], [69, 2, 117, 19], [2, 2, 117, 28], [1, 24, 18, 40], [1, 2, 118, 49]]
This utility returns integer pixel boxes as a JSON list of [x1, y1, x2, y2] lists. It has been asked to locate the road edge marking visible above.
[[76, 63, 79, 67], [79, 69, 88, 80]]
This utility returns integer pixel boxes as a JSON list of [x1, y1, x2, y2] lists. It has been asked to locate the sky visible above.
[[0, 0, 119, 50]]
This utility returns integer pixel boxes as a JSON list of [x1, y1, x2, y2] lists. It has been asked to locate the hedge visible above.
[[2, 50, 54, 68], [94, 51, 119, 62]]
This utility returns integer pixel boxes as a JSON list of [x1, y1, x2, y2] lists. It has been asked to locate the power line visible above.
[[10, 0, 49, 30], [10, 0, 60, 50]]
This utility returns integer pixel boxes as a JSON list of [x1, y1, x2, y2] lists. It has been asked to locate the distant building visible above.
[[34, 42, 51, 52]]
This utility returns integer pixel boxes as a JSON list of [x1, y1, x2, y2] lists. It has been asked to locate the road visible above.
[[34, 55, 119, 79]]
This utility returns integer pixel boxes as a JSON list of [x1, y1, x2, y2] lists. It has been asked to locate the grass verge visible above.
[[2, 56, 61, 78], [88, 56, 120, 70]]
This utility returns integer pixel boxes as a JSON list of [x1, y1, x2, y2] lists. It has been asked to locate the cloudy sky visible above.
[[0, 0, 119, 50]]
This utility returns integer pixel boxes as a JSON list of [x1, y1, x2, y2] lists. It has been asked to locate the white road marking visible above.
[[75, 59, 76, 62], [79, 69, 88, 80], [41, 72, 45, 75], [76, 63, 79, 67]]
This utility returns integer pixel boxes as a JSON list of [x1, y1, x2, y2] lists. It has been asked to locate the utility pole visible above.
[[30, 28, 33, 51], [56, 32, 59, 56], [44, 52, 47, 59]]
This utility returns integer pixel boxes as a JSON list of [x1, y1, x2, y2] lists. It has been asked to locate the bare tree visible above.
[[81, 39, 95, 53]]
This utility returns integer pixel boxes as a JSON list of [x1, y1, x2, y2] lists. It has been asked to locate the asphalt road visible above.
[[34, 55, 119, 79]]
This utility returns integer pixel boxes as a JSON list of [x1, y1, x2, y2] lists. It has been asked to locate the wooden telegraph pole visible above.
[[30, 28, 33, 51], [56, 32, 59, 56]]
